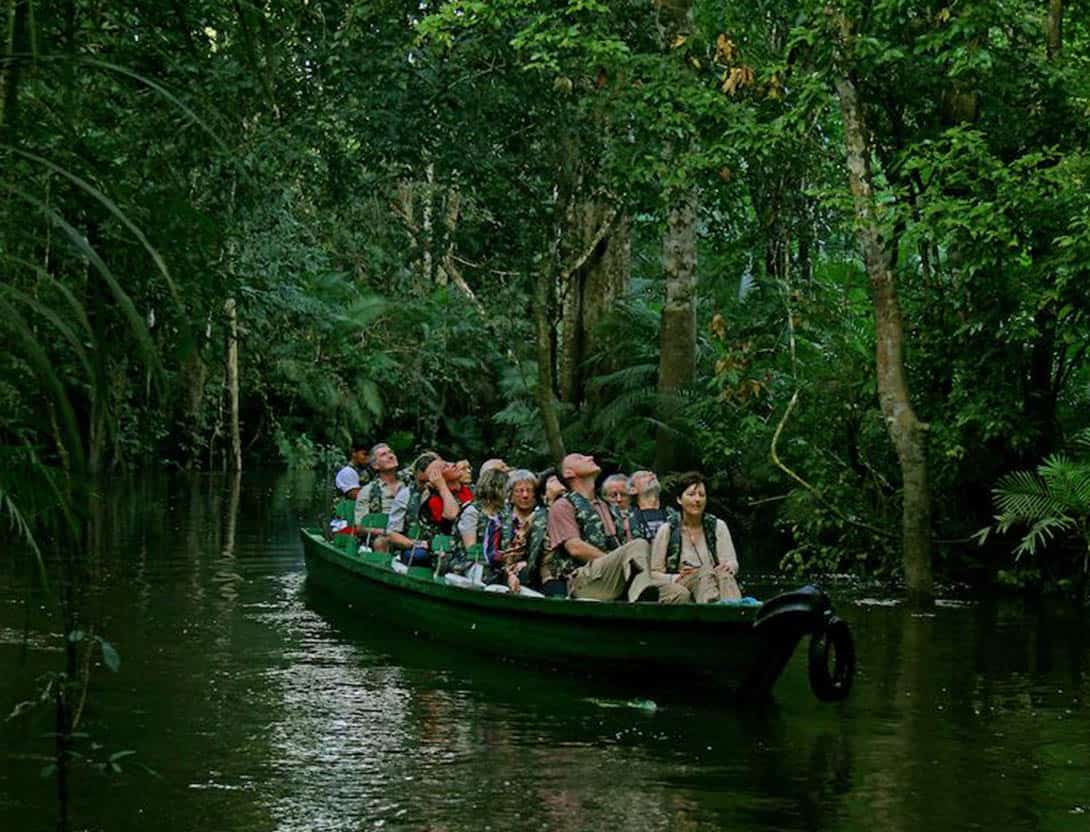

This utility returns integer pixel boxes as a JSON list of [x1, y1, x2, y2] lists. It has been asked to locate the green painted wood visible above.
[[301, 528, 811, 698]]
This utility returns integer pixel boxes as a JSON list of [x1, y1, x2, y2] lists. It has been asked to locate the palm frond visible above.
[[0, 486, 48, 591], [0, 298, 85, 470], [6, 147, 178, 300], [8, 185, 164, 384], [1010, 515, 1077, 559], [992, 469, 1069, 522]]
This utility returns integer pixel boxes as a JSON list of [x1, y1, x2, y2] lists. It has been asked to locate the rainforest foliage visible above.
[[3, 0, 1090, 594]]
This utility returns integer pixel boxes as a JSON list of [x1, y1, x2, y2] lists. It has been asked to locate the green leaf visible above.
[[100, 640, 121, 673]]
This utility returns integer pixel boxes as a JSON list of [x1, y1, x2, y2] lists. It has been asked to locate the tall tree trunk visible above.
[[653, 0, 698, 473], [224, 298, 242, 471], [655, 191, 698, 472], [535, 268, 566, 465], [1046, 0, 1062, 60], [835, 69, 933, 607], [558, 202, 628, 406]]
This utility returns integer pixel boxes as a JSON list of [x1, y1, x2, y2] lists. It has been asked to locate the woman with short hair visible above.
[[650, 472, 741, 603], [495, 469, 549, 591]]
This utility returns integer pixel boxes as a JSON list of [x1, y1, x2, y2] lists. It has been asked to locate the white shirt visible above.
[[335, 464, 361, 495]]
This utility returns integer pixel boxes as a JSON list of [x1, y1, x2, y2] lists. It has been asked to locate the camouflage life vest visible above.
[[665, 513, 721, 573], [416, 486, 472, 542], [446, 501, 491, 568], [567, 491, 618, 551], [629, 505, 678, 543], [403, 485, 425, 537], [503, 506, 548, 585], [356, 478, 406, 526], [545, 492, 619, 582]]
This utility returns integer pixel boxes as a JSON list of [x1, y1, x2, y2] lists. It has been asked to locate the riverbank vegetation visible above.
[[3, 1, 1090, 602]]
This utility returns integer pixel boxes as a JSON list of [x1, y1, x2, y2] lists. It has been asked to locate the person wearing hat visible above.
[[542, 453, 689, 603]]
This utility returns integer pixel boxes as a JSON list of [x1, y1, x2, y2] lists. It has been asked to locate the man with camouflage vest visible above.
[[543, 453, 689, 603], [354, 442, 408, 552], [385, 451, 439, 555]]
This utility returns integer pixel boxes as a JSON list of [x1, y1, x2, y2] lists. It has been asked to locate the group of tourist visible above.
[[332, 441, 742, 605]]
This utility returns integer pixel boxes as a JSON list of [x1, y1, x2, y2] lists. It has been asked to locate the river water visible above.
[[1, 472, 1088, 831]]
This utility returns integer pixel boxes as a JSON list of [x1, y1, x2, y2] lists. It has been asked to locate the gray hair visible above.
[[600, 473, 629, 499], [369, 442, 391, 465], [628, 470, 661, 498], [506, 469, 538, 498]]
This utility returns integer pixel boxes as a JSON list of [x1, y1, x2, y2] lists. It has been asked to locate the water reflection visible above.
[[0, 472, 1088, 832]]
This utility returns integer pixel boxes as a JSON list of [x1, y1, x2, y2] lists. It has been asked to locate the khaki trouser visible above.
[[569, 540, 689, 603], [671, 565, 741, 604]]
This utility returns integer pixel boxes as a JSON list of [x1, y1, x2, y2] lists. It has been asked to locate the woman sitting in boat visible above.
[[415, 457, 474, 556], [492, 469, 548, 591], [650, 471, 741, 604], [536, 467, 567, 507], [444, 464, 509, 576]]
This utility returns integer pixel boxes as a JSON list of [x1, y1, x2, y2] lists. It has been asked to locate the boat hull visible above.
[[301, 528, 834, 700]]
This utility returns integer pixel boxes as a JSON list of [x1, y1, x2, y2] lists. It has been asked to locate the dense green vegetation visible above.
[[3, 0, 1090, 598]]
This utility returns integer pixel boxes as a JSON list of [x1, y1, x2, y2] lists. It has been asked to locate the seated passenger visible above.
[[600, 473, 632, 542], [650, 472, 741, 604], [334, 440, 371, 501], [385, 451, 438, 557], [445, 465, 508, 576], [354, 443, 408, 552], [536, 468, 567, 507], [419, 457, 474, 542], [498, 469, 549, 591], [627, 470, 674, 543], [542, 453, 688, 603]]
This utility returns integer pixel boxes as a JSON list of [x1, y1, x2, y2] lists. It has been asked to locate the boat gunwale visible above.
[[302, 528, 760, 627]]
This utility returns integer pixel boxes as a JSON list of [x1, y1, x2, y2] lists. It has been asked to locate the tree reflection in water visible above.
[[0, 472, 1088, 831]]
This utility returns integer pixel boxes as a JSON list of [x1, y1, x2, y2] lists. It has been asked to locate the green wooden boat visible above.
[[300, 527, 855, 703]]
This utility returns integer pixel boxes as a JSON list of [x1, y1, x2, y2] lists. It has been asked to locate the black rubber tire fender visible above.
[[808, 616, 855, 702]]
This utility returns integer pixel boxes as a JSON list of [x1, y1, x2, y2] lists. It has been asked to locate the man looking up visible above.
[[334, 440, 371, 501], [354, 443, 408, 552], [627, 470, 672, 543], [543, 453, 687, 603]]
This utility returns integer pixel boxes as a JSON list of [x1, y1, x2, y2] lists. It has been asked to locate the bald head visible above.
[[561, 453, 601, 497]]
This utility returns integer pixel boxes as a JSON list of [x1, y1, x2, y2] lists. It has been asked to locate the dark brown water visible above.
[[2, 472, 1089, 831]]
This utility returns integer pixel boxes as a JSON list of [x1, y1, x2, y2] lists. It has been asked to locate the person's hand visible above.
[[676, 564, 698, 581], [424, 459, 446, 487], [506, 569, 522, 593], [715, 561, 737, 577]]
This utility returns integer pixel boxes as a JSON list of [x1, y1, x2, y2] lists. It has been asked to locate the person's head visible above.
[[672, 471, 707, 520], [350, 440, 369, 467], [480, 458, 509, 475], [507, 469, 539, 512], [629, 470, 661, 509], [369, 442, 399, 473], [455, 459, 473, 485], [475, 466, 509, 512], [561, 453, 601, 494], [600, 473, 630, 510], [412, 451, 439, 488], [536, 468, 567, 506]]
